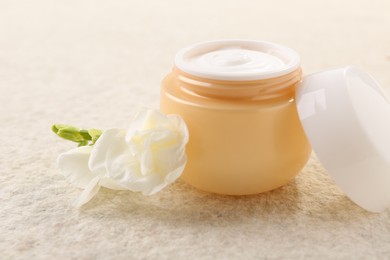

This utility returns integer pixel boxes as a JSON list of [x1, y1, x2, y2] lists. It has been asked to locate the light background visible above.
[[1, 0, 390, 259]]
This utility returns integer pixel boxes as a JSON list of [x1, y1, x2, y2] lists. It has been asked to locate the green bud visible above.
[[78, 140, 89, 147], [80, 129, 92, 141], [88, 129, 103, 145], [52, 124, 103, 147], [52, 125, 83, 142]]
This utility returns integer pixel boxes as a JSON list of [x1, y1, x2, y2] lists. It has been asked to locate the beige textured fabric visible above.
[[1, 0, 390, 259]]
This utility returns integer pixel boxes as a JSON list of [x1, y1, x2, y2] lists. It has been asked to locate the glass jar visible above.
[[160, 40, 311, 195]]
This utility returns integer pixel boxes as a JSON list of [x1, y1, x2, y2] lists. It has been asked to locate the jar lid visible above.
[[296, 66, 390, 212]]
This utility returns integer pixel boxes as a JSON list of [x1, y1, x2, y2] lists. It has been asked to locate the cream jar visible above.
[[160, 40, 311, 195], [160, 39, 390, 213]]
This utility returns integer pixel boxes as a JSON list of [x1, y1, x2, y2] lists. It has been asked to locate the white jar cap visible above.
[[297, 66, 390, 212]]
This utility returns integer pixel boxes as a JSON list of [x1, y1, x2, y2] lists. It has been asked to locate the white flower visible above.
[[57, 108, 189, 207]]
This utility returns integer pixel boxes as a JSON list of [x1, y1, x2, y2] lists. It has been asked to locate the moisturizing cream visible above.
[[160, 40, 311, 195]]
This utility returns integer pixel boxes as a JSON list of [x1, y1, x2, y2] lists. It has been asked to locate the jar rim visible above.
[[174, 39, 301, 81], [173, 67, 302, 100]]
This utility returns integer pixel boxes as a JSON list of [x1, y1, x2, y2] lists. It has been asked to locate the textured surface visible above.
[[1, 0, 390, 259]]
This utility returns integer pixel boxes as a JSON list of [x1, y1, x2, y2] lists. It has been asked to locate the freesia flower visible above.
[[56, 108, 189, 207]]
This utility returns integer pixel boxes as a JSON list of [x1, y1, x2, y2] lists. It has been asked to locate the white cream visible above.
[[175, 40, 300, 81]]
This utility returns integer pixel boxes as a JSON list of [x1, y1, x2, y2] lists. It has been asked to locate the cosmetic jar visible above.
[[161, 40, 311, 195]]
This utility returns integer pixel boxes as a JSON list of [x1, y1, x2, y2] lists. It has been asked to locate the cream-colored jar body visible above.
[[160, 40, 311, 195]]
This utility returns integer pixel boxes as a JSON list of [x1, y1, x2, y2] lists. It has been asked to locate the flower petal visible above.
[[120, 108, 190, 195], [57, 146, 95, 189], [103, 130, 149, 191], [99, 178, 126, 190], [117, 173, 161, 195], [88, 128, 128, 190], [119, 130, 187, 194], [88, 128, 124, 177], [167, 114, 189, 145], [76, 108, 190, 196], [125, 108, 150, 142], [147, 163, 186, 195], [72, 176, 101, 207], [125, 108, 174, 143]]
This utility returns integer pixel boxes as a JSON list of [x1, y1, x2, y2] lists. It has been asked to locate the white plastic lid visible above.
[[297, 66, 390, 212]]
